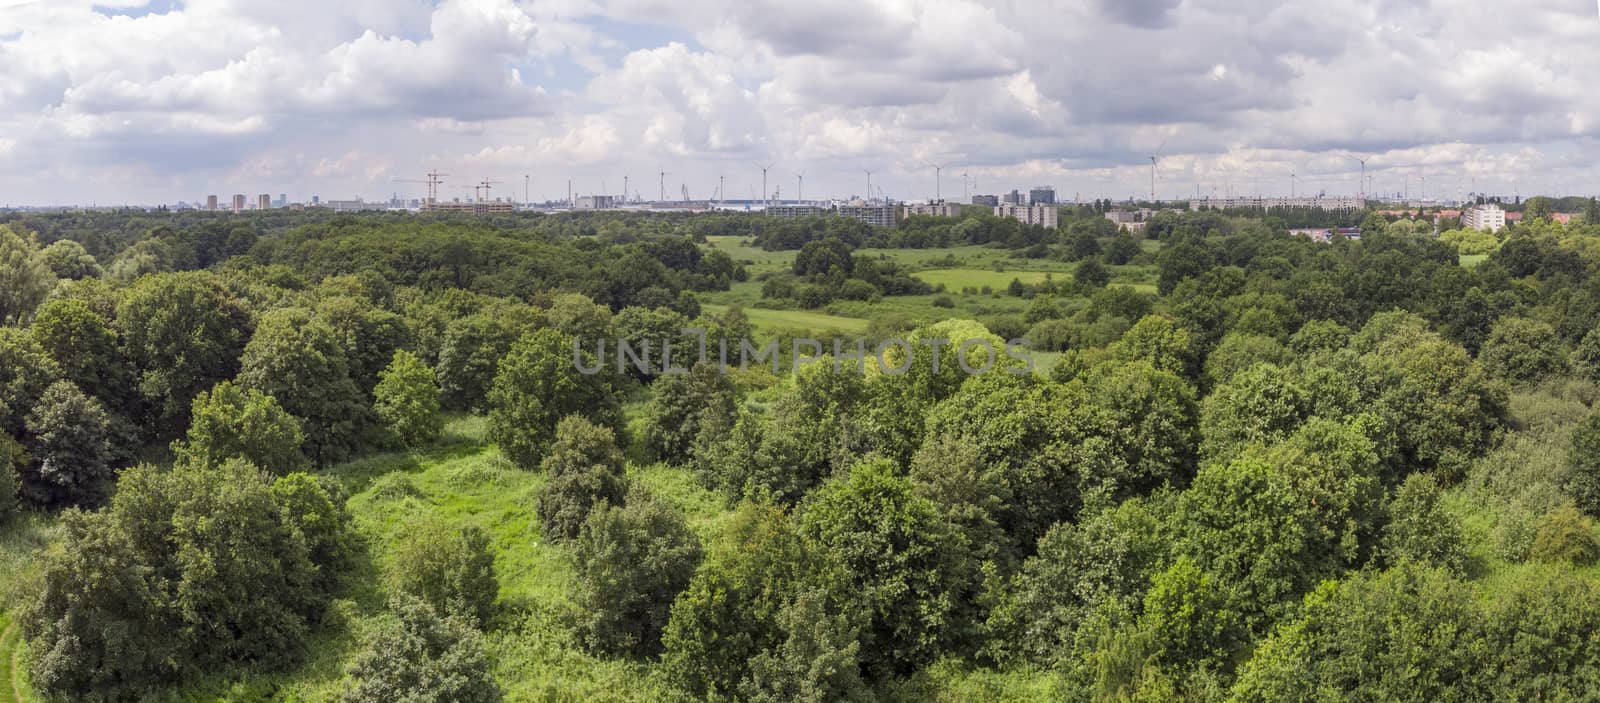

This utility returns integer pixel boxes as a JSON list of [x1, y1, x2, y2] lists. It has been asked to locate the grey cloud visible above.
[[1095, 0, 1182, 28]]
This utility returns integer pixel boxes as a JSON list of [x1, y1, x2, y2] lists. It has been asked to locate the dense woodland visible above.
[[2, 201, 1600, 701]]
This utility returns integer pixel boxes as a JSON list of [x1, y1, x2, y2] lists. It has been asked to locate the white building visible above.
[[902, 202, 963, 218], [838, 202, 899, 228], [1462, 203, 1506, 233], [575, 195, 615, 210], [769, 204, 831, 218], [994, 203, 1059, 229]]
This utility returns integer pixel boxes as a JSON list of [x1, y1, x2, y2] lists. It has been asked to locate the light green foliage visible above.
[[39, 239, 102, 280], [488, 328, 621, 470], [574, 494, 703, 658], [1140, 556, 1242, 670], [1529, 504, 1600, 566], [1203, 332, 1288, 387], [29, 296, 126, 407], [1113, 314, 1196, 377], [1287, 319, 1350, 355], [389, 520, 499, 627], [1478, 316, 1567, 384], [17, 460, 353, 700], [116, 271, 253, 429], [798, 459, 970, 678], [0, 326, 61, 436], [22, 380, 113, 508], [239, 308, 372, 465], [1381, 472, 1468, 574], [343, 596, 503, 703], [536, 415, 628, 541], [1440, 227, 1500, 254], [175, 380, 308, 474], [375, 349, 444, 447], [643, 361, 739, 466], [1177, 418, 1384, 625], [0, 225, 56, 326], [1198, 362, 1312, 465]]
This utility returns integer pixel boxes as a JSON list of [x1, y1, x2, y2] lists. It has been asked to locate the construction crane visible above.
[[392, 170, 448, 207], [478, 178, 504, 202]]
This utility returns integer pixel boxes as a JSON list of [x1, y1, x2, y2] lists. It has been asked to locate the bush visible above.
[[488, 328, 621, 470], [1478, 317, 1566, 384], [1566, 408, 1600, 518], [1529, 504, 1600, 566], [343, 596, 503, 703], [931, 294, 955, 308], [537, 415, 628, 541], [574, 495, 703, 658], [1381, 473, 1468, 574], [0, 433, 23, 522], [374, 350, 444, 447], [389, 520, 499, 627]]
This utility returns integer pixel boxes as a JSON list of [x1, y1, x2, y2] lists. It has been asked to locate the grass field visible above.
[[702, 303, 870, 334], [913, 268, 1060, 291]]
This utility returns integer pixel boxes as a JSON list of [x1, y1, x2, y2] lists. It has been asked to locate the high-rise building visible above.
[[232, 194, 246, 212], [994, 203, 1059, 229], [769, 204, 830, 218], [206, 195, 218, 211], [257, 194, 270, 211], [971, 194, 999, 207], [1002, 190, 1024, 205], [903, 202, 963, 218], [838, 201, 899, 228], [1462, 203, 1506, 233], [1029, 186, 1056, 206]]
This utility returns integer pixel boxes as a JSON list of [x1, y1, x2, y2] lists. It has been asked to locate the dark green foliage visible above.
[[22, 381, 113, 508], [343, 596, 503, 703], [1529, 504, 1600, 566], [0, 326, 60, 436], [389, 520, 499, 627], [1074, 257, 1111, 288], [738, 588, 867, 703], [0, 224, 55, 326], [488, 327, 621, 470], [316, 296, 414, 395], [536, 415, 628, 541], [574, 494, 703, 658], [40, 239, 103, 280], [643, 361, 739, 465], [1478, 316, 1566, 384], [1381, 472, 1468, 574], [115, 271, 253, 430], [0, 432, 23, 522], [239, 308, 370, 465], [174, 381, 308, 474], [1203, 333, 1288, 387], [797, 459, 970, 678], [18, 460, 353, 700], [374, 350, 443, 447], [436, 312, 528, 412]]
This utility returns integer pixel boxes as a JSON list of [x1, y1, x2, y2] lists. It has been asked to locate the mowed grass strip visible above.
[[701, 304, 869, 334]]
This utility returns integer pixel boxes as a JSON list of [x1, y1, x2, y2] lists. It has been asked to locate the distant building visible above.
[[257, 194, 270, 211], [325, 199, 389, 213], [1002, 190, 1024, 205], [903, 202, 963, 218], [769, 204, 831, 218], [575, 195, 616, 210], [231, 194, 246, 213], [838, 201, 899, 228], [206, 195, 218, 211], [1029, 186, 1056, 206], [276, 194, 288, 208], [995, 203, 1059, 229], [971, 194, 999, 207], [1105, 208, 1152, 234], [1462, 203, 1506, 233], [426, 199, 516, 215], [1192, 196, 1362, 211]]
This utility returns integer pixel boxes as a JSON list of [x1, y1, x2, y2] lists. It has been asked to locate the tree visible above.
[[1566, 408, 1600, 518], [738, 588, 867, 703], [374, 350, 444, 447], [435, 312, 527, 412], [389, 520, 499, 627], [574, 495, 703, 658], [0, 433, 23, 523], [343, 596, 503, 703], [488, 328, 622, 470], [537, 415, 628, 541], [22, 381, 113, 508], [0, 224, 55, 326], [116, 271, 253, 430], [1380, 472, 1468, 574], [1113, 315, 1196, 378], [1197, 362, 1313, 465], [40, 239, 102, 280], [643, 361, 739, 466], [0, 326, 61, 436], [174, 381, 308, 474], [1477, 316, 1566, 384], [28, 297, 126, 408], [1203, 332, 1288, 387], [1075, 257, 1111, 288], [316, 296, 414, 396], [797, 459, 970, 678], [1529, 504, 1600, 566], [1584, 197, 1599, 226], [18, 460, 353, 699], [238, 308, 370, 465]]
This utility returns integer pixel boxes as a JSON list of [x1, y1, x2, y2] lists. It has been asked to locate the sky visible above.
[[2, 0, 1599, 206]]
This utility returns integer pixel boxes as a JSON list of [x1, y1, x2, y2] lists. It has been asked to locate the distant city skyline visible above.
[[2, 0, 1600, 207]]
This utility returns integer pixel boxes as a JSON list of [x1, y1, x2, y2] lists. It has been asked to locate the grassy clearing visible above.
[[702, 303, 869, 334], [1460, 253, 1489, 267], [913, 268, 1059, 291]]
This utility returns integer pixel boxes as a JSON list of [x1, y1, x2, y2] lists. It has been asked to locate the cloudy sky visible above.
[[2, 0, 1599, 206]]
